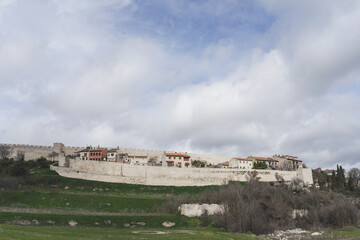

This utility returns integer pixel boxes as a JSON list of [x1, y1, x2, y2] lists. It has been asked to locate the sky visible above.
[[0, 0, 360, 170]]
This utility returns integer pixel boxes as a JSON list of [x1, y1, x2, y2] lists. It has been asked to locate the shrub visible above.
[[36, 157, 50, 168], [10, 160, 28, 176], [253, 161, 267, 169], [213, 182, 294, 234], [0, 176, 21, 190]]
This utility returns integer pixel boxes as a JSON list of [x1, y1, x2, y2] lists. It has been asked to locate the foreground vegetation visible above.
[[0, 150, 359, 238], [0, 224, 262, 240], [1, 224, 360, 240]]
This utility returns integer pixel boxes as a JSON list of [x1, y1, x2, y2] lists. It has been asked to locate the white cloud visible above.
[[0, 1, 360, 169]]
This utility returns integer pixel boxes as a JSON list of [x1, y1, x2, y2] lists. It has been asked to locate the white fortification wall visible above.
[[52, 159, 313, 186], [1, 143, 230, 164], [0, 143, 84, 161]]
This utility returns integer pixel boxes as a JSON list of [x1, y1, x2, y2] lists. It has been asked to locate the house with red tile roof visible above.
[[248, 156, 279, 169], [89, 148, 108, 161], [272, 155, 303, 170], [164, 152, 191, 167], [229, 157, 253, 169]]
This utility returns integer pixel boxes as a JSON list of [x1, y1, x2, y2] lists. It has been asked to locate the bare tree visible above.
[[48, 151, 59, 162], [279, 160, 293, 171], [16, 151, 25, 161], [348, 168, 360, 191], [147, 157, 158, 166], [0, 145, 12, 160]]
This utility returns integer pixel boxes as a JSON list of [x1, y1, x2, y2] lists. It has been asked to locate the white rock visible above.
[[32, 219, 40, 225], [311, 232, 323, 236], [162, 221, 175, 227], [179, 204, 224, 217], [68, 220, 78, 227]]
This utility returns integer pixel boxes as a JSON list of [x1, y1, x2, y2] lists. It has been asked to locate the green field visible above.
[[1, 166, 360, 239], [0, 191, 163, 213], [18, 168, 220, 196], [0, 224, 261, 240], [0, 212, 188, 228]]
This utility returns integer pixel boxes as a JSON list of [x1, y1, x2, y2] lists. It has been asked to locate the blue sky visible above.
[[1, 0, 360, 170]]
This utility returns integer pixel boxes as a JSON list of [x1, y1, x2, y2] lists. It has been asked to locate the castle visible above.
[[0, 142, 314, 186]]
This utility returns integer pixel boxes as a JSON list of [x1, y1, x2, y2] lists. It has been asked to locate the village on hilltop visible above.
[[75, 146, 303, 171]]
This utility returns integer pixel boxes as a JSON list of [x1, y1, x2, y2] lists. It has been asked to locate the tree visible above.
[[279, 160, 293, 171], [191, 160, 206, 168], [331, 170, 336, 190], [330, 165, 347, 192], [348, 168, 360, 192], [312, 169, 328, 189], [148, 157, 158, 166], [253, 161, 267, 169], [336, 165, 346, 191], [48, 151, 58, 162], [36, 157, 49, 168], [0, 145, 12, 160], [10, 151, 28, 176]]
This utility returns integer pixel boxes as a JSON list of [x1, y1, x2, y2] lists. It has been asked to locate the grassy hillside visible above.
[[0, 191, 163, 213], [0, 224, 261, 240], [17, 168, 220, 196]]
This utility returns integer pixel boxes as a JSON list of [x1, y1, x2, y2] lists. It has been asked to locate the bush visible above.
[[36, 157, 50, 168], [253, 161, 267, 169], [201, 181, 359, 234], [0, 176, 21, 190], [212, 182, 293, 234]]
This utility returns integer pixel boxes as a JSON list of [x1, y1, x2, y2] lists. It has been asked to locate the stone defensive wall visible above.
[[0, 142, 232, 164], [0, 143, 85, 161], [51, 159, 314, 186]]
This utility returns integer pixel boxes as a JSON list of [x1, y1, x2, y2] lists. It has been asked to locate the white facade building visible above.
[[229, 158, 253, 169]]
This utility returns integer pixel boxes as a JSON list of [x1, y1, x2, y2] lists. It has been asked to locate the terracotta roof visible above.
[[128, 155, 147, 158], [165, 153, 190, 158], [279, 155, 302, 161], [90, 148, 107, 152], [220, 161, 229, 166], [76, 148, 90, 153], [232, 157, 252, 161], [249, 156, 278, 162]]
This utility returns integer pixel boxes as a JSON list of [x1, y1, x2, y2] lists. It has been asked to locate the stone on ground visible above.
[[162, 221, 175, 227]]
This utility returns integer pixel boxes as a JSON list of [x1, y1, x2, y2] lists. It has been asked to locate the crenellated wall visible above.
[[51, 159, 314, 186], [0, 142, 231, 164], [0, 143, 85, 161]]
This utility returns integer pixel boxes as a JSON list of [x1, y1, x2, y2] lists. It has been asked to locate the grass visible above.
[[21, 168, 221, 196], [0, 191, 163, 213], [0, 212, 190, 228], [0, 224, 261, 240], [330, 226, 360, 238]]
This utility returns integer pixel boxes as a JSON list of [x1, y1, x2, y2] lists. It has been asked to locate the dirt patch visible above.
[[132, 231, 168, 235]]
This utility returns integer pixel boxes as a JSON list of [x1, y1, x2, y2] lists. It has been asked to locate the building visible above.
[[128, 155, 149, 165], [229, 158, 253, 169], [77, 147, 91, 160], [107, 148, 119, 162], [164, 153, 191, 167], [89, 148, 108, 161], [272, 155, 303, 170], [216, 161, 229, 168], [249, 156, 278, 169]]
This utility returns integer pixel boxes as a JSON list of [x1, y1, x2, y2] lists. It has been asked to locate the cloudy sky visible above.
[[1, 0, 360, 169]]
